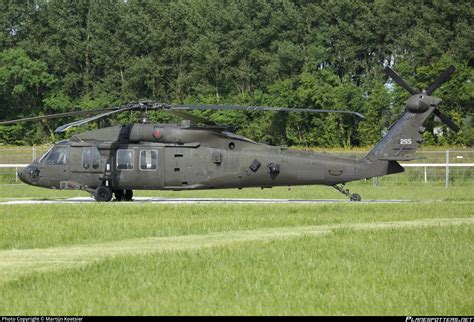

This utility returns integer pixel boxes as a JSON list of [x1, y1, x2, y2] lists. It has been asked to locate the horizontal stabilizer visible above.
[[378, 156, 418, 161]]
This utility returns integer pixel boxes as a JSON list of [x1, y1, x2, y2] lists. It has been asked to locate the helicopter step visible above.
[[332, 183, 361, 202], [60, 180, 94, 194]]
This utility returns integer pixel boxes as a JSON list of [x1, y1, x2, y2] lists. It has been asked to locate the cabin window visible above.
[[82, 147, 101, 170], [117, 149, 134, 170], [140, 150, 158, 171], [43, 147, 67, 165]]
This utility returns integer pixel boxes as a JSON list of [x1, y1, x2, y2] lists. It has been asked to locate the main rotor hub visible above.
[[140, 111, 148, 124]]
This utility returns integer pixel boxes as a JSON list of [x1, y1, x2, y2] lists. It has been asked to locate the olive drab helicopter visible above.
[[0, 66, 460, 202]]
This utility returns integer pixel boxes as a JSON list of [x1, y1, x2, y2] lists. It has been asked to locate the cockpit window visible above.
[[140, 150, 158, 170], [82, 147, 101, 170], [117, 149, 134, 170], [42, 147, 67, 165]]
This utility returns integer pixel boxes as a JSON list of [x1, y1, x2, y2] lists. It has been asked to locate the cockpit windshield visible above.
[[39, 146, 68, 165]]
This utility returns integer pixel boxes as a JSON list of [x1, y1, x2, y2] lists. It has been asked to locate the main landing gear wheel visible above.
[[114, 189, 133, 201], [124, 189, 133, 201], [332, 184, 362, 202], [94, 186, 113, 202], [114, 189, 124, 201]]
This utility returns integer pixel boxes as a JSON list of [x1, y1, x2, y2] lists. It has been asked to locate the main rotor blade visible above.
[[0, 108, 116, 126], [165, 110, 217, 126], [383, 66, 419, 95], [425, 65, 456, 95], [169, 104, 366, 118], [3, 101, 364, 133], [433, 109, 460, 133], [54, 104, 140, 133]]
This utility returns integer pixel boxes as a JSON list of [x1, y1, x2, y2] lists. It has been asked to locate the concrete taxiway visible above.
[[0, 197, 410, 205]]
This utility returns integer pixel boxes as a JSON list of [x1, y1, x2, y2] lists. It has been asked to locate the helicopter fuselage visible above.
[[18, 123, 384, 193]]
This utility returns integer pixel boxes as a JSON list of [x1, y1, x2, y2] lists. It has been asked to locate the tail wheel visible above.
[[124, 189, 133, 201], [350, 193, 361, 202], [94, 186, 113, 202], [333, 184, 362, 202]]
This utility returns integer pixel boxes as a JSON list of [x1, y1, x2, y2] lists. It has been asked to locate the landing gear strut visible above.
[[332, 184, 361, 202]]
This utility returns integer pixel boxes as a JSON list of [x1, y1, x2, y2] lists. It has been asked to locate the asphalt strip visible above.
[[0, 217, 472, 284], [0, 197, 410, 205]]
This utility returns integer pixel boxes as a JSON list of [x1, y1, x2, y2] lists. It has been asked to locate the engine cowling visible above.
[[129, 124, 162, 142]]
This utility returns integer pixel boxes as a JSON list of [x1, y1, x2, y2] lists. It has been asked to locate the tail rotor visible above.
[[384, 65, 460, 133]]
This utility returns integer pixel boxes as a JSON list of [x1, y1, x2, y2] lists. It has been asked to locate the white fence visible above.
[[372, 162, 474, 187], [0, 164, 28, 183], [0, 147, 472, 186], [401, 163, 474, 187]]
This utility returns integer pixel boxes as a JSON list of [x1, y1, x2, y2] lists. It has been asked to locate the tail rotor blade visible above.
[[425, 65, 456, 95], [433, 109, 460, 133], [383, 66, 419, 95]]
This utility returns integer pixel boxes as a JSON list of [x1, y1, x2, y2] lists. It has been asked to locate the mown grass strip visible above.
[[1, 217, 472, 284]]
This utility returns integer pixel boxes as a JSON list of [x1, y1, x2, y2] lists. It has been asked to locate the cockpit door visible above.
[[37, 146, 69, 186], [69, 145, 104, 188]]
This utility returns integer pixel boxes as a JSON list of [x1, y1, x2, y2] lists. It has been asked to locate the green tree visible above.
[[0, 48, 55, 143], [0, 0, 471, 147]]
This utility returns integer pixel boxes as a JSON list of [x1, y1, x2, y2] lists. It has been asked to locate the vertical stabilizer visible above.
[[365, 107, 434, 162]]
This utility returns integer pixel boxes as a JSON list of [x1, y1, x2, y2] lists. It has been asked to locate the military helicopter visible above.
[[0, 66, 460, 202]]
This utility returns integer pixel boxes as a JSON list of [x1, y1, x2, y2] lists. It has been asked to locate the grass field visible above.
[[0, 182, 472, 315]]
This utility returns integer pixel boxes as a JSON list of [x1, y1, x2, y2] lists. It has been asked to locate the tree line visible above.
[[0, 0, 472, 146]]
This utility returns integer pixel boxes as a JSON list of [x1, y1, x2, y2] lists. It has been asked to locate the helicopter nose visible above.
[[17, 167, 28, 184], [18, 164, 40, 185]]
